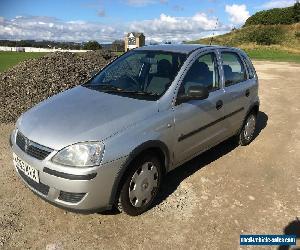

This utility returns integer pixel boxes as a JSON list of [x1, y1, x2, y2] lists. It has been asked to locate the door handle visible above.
[[216, 100, 223, 110], [245, 89, 250, 97]]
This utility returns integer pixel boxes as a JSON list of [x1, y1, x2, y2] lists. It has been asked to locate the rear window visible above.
[[221, 52, 247, 87]]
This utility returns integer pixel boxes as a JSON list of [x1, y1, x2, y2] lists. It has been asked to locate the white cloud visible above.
[[0, 14, 230, 43], [225, 4, 250, 25], [260, 0, 295, 9], [0, 16, 121, 43], [129, 13, 228, 42]]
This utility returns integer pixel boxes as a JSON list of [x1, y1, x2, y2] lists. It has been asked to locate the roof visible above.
[[126, 32, 144, 37], [135, 44, 233, 54]]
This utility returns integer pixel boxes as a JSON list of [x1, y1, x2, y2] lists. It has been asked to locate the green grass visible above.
[[0, 52, 47, 72], [114, 51, 124, 56], [244, 48, 300, 63]]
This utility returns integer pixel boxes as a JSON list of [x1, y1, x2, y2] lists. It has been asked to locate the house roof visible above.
[[126, 32, 144, 37]]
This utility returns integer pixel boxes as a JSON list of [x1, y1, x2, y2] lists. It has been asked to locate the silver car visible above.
[[10, 44, 259, 216]]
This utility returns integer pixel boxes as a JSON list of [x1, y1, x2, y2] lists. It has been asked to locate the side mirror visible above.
[[177, 85, 209, 104]]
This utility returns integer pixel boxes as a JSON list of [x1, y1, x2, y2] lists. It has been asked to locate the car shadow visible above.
[[254, 111, 268, 141], [278, 218, 300, 250], [153, 111, 268, 209]]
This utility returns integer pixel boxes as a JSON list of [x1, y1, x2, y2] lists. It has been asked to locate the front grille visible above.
[[16, 131, 53, 160], [18, 169, 50, 195], [58, 191, 86, 203]]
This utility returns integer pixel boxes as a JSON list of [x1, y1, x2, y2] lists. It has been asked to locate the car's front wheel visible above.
[[117, 153, 162, 216], [237, 112, 257, 146]]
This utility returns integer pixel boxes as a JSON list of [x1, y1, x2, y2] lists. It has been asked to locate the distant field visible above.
[[0, 52, 47, 72], [114, 51, 124, 56], [244, 48, 300, 63]]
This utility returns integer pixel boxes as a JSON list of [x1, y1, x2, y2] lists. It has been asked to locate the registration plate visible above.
[[13, 153, 40, 183]]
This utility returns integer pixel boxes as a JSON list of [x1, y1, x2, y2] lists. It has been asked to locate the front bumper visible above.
[[10, 132, 126, 212]]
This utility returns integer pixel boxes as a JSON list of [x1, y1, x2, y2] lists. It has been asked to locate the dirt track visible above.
[[0, 61, 299, 249]]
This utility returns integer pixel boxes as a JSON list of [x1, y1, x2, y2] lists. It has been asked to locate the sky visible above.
[[0, 0, 296, 43]]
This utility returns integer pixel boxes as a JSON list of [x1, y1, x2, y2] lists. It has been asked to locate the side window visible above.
[[221, 52, 247, 87], [179, 52, 220, 95], [242, 55, 255, 79]]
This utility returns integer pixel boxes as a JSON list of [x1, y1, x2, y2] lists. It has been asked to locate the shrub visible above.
[[294, 2, 300, 22], [248, 26, 285, 45], [82, 41, 102, 50], [244, 4, 299, 26]]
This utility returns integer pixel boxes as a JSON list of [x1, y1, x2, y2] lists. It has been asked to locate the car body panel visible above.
[[11, 131, 126, 211], [16, 86, 158, 151]]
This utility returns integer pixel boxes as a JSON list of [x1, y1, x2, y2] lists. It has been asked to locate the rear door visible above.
[[172, 50, 228, 165], [218, 50, 253, 135]]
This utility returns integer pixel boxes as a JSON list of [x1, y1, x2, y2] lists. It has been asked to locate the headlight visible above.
[[52, 142, 104, 167]]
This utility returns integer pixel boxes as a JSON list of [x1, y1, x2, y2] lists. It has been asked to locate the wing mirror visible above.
[[177, 85, 209, 104]]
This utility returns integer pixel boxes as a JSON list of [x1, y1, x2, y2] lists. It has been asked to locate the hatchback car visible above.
[[10, 44, 259, 216]]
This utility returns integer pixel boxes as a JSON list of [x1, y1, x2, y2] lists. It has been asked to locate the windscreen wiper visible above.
[[84, 84, 124, 92], [115, 90, 159, 96], [84, 84, 158, 96]]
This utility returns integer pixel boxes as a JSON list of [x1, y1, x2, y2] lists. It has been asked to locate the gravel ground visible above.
[[0, 51, 116, 123], [0, 61, 299, 249]]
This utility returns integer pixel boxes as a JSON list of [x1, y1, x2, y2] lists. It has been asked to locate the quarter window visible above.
[[242, 55, 255, 79], [221, 52, 247, 87], [179, 52, 220, 95]]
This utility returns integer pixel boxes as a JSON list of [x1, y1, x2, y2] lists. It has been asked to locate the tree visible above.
[[111, 40, 125, 52], [82, 41, 102, 50], [294, 1, 300, 22]]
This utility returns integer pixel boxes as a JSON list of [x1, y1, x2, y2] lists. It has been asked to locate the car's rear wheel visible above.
[[237, 112, 257, 146], [117, 153, 162, 216]]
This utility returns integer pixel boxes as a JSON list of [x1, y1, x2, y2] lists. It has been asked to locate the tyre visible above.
[[117, 153, 162, 216], [236, 112, 257, 146]]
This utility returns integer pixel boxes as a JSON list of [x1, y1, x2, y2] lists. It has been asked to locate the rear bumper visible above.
[[10, 132, 126, 212]]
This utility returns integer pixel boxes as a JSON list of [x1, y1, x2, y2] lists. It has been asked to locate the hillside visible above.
[[187, 3, 300, 62], [188, 23, 300, 51]]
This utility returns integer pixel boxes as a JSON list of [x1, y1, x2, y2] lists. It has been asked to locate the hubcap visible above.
[[244, 115, 256, 141], [129, 162, 159, 208]]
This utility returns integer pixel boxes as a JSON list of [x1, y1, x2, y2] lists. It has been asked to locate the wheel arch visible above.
[[247, 101, 259, 117], [236, 101, 260, 135], [109, 140, 170, 206]]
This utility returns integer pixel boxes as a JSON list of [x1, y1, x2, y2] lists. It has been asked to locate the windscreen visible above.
[[84, 50, 187, 100]]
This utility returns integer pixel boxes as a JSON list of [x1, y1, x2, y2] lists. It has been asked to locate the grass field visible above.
[[244, 47, 300, 63], [0, 52, 47, 72]]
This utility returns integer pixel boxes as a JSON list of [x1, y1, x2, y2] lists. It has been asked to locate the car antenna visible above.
[[209, 18, 219, 45]]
